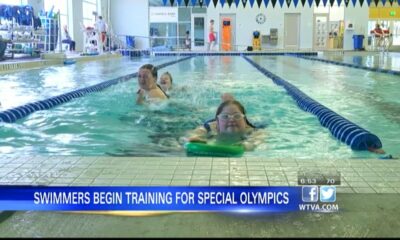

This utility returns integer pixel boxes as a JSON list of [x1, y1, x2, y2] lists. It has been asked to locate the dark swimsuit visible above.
[[157, 84, 169, 99]]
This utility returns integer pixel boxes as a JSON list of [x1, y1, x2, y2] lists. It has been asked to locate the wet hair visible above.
[[161, 71, 173, 84], [215, 100, 256, 128], [139, 64, 158, 79]]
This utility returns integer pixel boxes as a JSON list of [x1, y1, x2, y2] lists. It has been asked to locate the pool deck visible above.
[[0, 52, 123, 73], [1, 156, 399, 194]]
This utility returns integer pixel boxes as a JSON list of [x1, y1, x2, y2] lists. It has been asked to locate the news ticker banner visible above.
[[0, 186, 338, 212]]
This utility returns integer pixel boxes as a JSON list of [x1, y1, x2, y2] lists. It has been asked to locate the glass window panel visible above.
[[194, 17, 205, 46]]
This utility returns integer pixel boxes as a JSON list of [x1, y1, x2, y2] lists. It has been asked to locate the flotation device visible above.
[[185, 142, 244, 157], [64, 59, 76, 65]]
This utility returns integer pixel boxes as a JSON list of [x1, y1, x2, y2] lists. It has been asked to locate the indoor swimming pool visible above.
[[0, 54, 399, 159]]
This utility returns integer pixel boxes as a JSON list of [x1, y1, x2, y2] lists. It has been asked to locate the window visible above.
[[44, 0, 68, 31], [82, 0, 98, 28]]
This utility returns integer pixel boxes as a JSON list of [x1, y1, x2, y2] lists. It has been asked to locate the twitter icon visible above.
[[320, 186, 336, 202]]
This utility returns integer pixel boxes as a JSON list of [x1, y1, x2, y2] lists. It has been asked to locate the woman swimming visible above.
[[136, 64, 169, 105], [185, 100, 265, 151]]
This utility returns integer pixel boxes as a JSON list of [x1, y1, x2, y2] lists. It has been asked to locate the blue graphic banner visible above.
[[0, 186, 303, 212]]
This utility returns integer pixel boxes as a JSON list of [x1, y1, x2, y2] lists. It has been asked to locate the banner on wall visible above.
[[160, 0, 398, 7], [150, 7, 178, 22]]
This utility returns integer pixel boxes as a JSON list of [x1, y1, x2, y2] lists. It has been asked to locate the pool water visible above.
[[317, 53, 400, 72], [0, 55, 399, 159]]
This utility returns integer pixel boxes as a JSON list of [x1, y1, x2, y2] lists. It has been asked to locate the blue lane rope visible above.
[[0, 56, 193, 123], [295, 55, 400, 76], [155, 52, 318, 57], [243, 55, 382, 151]]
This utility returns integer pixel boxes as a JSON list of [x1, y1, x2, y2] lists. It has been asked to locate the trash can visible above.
[[352, 35, 364, 50]]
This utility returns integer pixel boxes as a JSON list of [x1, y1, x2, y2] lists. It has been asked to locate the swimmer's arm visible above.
[[185, 126, 208, 143], [136, 89, 145, 105], [368, 147, 385, 154], [241, 130, 266, 151]]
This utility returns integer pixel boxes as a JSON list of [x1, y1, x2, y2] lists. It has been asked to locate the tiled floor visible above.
[[1, 156, 399, 194]]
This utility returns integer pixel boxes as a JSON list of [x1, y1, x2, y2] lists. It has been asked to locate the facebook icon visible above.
[[302, 186, 319, 202]]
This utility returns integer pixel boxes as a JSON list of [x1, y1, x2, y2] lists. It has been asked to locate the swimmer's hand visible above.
[[186, 136, 207, 144], [137, 89, 145, 95], [368, 147, 385, 154], [136, 89, 145, 104]]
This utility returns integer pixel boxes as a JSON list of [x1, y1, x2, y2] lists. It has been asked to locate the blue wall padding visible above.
[[0, 56, 192, 123], [243, 55, 382, 151]]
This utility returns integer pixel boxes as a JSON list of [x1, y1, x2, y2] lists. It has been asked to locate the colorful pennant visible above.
[[159, 0, 399, 8], [249, 0, 255, 7]]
